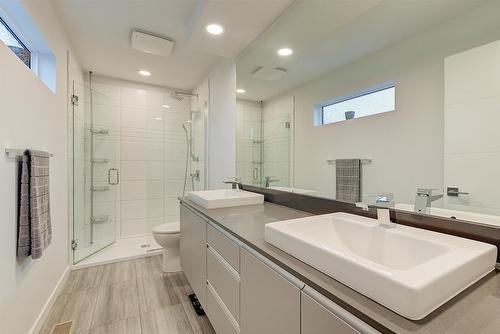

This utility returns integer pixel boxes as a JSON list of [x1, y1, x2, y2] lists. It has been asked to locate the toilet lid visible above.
[[153, 222, 180, 235]]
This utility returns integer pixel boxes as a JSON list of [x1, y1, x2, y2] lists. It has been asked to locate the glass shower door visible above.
[[72, 81, 118, 263], [263, 113, 292, 187]]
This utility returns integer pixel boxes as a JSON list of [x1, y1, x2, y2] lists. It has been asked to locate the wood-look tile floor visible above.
[[39, 255, 215, 334]]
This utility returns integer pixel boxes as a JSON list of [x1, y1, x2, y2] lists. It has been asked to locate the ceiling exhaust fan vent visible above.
[[252, 66, 287, 81], [131, 30, 174, 57]]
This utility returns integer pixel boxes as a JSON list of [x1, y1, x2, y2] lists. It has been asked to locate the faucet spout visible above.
[[355, 202, 396, 228], [414, 188, 443, 214], [377, 208, 396, 228]]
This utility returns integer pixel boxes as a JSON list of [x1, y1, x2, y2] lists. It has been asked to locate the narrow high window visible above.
[[315, 82, 396, 126], [0, 16, 31, 68]]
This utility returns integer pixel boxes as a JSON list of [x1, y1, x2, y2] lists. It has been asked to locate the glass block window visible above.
[[0, 17, 31, 68]]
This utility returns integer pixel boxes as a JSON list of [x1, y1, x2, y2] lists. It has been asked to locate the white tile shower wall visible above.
[[236, 100, 263, 185], [89, 77, 190, 237], [262, 96, 293, 187]]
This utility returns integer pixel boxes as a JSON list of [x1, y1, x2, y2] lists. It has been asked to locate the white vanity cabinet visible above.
[[180, 203, 378, 334], [302, 292, 359, 334], [205, 223, 241, 334], [301, 287, 379, 334], [240, 248, 301, 334], [180, 204, 207, 306]]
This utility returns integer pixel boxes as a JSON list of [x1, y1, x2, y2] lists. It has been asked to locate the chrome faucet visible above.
[[414, 188, 443, 214], [373, 193, 395, 208], [264, 176, 280, 187], [223, 177, 242, 190]]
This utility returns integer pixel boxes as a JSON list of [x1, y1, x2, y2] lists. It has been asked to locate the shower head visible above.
[[169, 92, 183, 101], [169, 91, 198, 101]]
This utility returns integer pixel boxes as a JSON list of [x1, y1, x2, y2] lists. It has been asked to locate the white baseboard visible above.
[[28, 266, 71, 334]]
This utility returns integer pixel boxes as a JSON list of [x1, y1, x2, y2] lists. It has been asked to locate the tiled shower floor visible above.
[[74, 235, 163, 269]]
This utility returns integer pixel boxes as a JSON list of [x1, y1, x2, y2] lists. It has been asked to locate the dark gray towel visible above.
[[17, 150, 52, 259], [335, 159, 362, 203]]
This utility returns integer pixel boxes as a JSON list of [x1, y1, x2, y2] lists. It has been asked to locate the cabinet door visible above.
[[180, 204, 207, 307], [302, 292, 360, 334], [240, 248, 300, 334]]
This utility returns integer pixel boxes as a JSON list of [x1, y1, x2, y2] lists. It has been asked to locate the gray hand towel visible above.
[[335, 159, 362, 203], [17, 150, 52, 259]]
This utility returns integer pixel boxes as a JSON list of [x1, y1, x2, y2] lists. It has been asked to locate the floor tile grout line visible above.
[[88, 283, 102, 332], [133, 260, 144, 334]]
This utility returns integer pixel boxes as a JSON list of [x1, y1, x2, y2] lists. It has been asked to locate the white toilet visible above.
[[152, 221, 181, 272]]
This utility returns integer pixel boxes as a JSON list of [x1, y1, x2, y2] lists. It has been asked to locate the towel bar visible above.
[[5, 148, 54, 159], [326, 158, 371, 165]]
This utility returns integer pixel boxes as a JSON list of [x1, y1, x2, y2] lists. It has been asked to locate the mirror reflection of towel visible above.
[[17, 150, 52, 259], [335, 159, 361, 203]]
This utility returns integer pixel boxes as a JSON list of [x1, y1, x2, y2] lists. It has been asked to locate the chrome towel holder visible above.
[[5, 148, 54, 159]]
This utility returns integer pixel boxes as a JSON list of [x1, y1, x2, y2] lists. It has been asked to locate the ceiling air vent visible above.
[[131, 30, 174, 57], [252, 66, 287, 81]]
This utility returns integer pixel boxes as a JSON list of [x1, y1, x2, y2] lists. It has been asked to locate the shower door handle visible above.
[[108, 168, 119, 185]]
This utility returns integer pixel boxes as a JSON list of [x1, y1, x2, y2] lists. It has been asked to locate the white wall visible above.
[[266, 0, 500, 204], [195, 59, 237, 189], [84, 76, 191, 238], [444, 40, 500, 216], [0, 1, 83, 333]]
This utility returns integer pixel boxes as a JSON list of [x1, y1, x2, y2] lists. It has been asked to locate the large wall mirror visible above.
[[235, 0, 500, 227]]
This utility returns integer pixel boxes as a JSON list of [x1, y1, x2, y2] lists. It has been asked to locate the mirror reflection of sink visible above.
[[188, 189, 264, 209], [269, 186, 316, 194], [395, 203, 500, 227], [265, 212, 497, 320]]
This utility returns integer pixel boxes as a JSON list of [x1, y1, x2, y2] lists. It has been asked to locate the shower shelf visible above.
[[91, 215, 110, 224], [91, 186, 109, 192], [91, 129, 109, 135], [92, 158, 109, 163]]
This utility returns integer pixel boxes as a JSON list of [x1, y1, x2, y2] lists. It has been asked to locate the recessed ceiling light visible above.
[[162, 104, 171, 108], [155, 117, 162, 121], [277, 48, 293, 56], [206, 24, 224, 35], [139, 70, 151, 76], [236, 88, 246, 94]]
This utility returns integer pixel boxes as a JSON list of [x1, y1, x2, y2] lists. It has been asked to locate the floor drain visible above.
[[140, 244, 151, 248]]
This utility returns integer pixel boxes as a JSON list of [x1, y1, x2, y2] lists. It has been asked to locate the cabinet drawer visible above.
[[207, 223, 240, 272], [207, 245, 240, 323], [206, 281, 239, 334]]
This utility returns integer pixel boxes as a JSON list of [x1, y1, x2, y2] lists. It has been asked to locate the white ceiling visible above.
[[237, 0, 487, 102], [51, 0, 293, 91]]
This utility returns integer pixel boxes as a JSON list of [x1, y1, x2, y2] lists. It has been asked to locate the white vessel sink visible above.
[[188, 189, 264, 209], [396, 203, 500, 227], [269, 186, 316, 195], [265, 212, 497, 320]]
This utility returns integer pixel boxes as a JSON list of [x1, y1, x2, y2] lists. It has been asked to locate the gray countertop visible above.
[[179, 198, 500, 334]]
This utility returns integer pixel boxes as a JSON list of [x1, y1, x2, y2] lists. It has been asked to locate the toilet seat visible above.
[[153, 222, 180, 235]]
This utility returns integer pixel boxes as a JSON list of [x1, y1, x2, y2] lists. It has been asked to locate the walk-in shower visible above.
[[70, 79, 208, 265], [71, 75, 118, 264], [236, 99, 293, 188]]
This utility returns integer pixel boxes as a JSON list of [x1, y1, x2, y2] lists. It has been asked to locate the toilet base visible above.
[[162, 247, 181, 272]]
